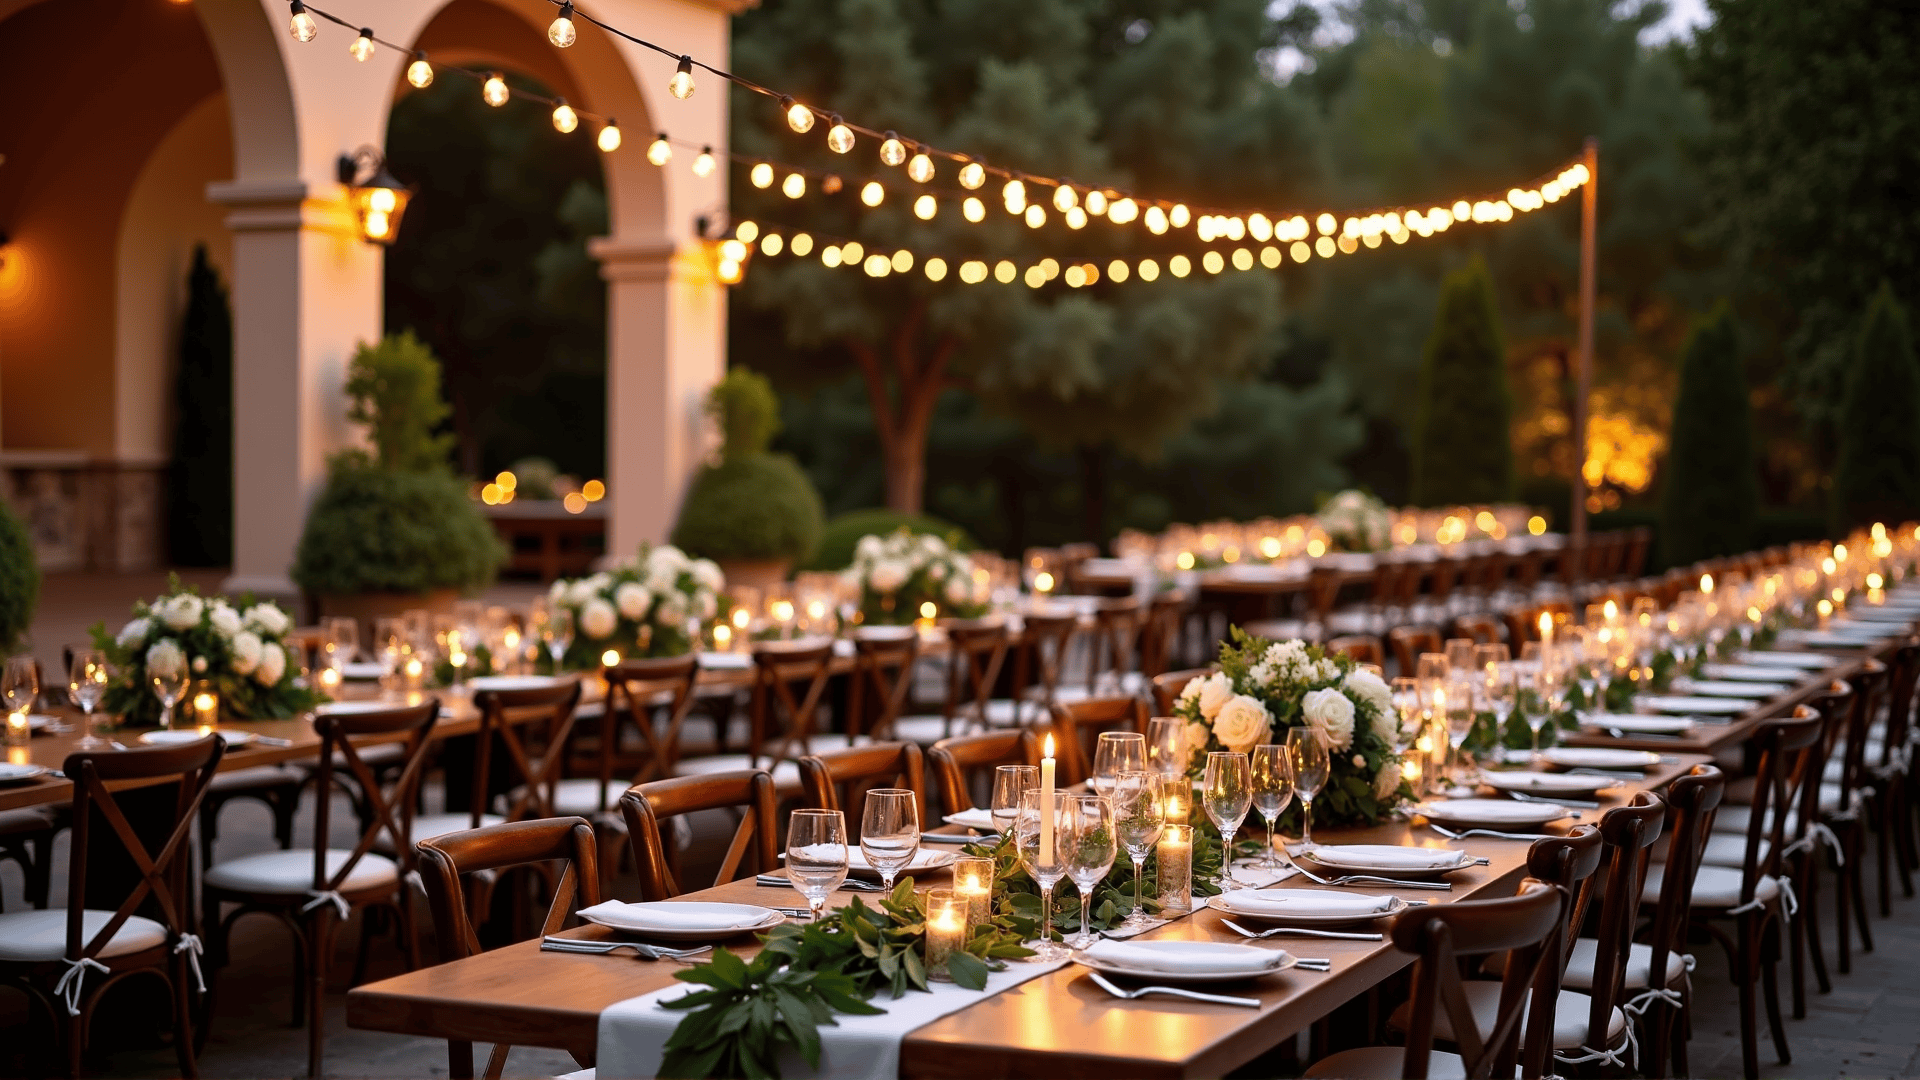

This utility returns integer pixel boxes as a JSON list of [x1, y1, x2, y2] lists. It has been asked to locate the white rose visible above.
[[116, 617, 151, 649], [1184, 720, 1213, 760], [243, 603, 290, 637], [1211, 694, 1272, 754], [1344, 670, 1395, 744], [568, 579, 600, 608], [691, 560, 724, 592], [868, 560, 909, 593], [1177, 676, 1204, 705], [645, 566, 678, 593], [229, 631, 263, 675], [1301, 687, 1356, 751], [855, 534, 884, 561], [208, 603, 242, 638], [1196, 672, 1234, 719], [1373, 761, 1404, 800], [161, 594, 204, 631], [579, 598, 618, 640], [655, 595, 687, 626], [146, 639, 186, 679], [945, 577, 970, 605], [191, 656, 208, 674], [548, 578, 570, 604], [257, 642, 286, 686], [696, 592, 718, 620], [615, 582, 652, 620]]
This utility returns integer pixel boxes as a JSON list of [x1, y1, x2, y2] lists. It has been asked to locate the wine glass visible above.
[[3, 657, 39, 731], [1444, 638, 1477, 674], [324, 615, 359, 668], [1203, 752, 1252, 888], [151, 667, 189, 731], [1475, 644, 1513, 755], [1416, 651, 1450, 685], [1064, 794, 1116, 949], [1015, 788, 1074, 961], [1390, 676, 1422, 748], [542, 607, 574, 668], [786, 809, 849, 921], [68, 650, 112, 751], [374, 616, 405, 679], [1249, 744, 1294, 870], [1146, 716, 1187, 777], [1090, 731, 1145, 797], [1111, 771, 1165, 930], [859, 789, 920, 892], [991, 765, 1038, 835], [1443, 675, 1478, 782], [1287, 728, 1330, 851]]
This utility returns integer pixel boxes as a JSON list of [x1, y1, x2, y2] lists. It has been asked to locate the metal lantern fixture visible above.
[[336, 146, 412, 245]]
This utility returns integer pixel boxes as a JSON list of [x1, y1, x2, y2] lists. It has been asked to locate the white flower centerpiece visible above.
[[1172, 629, 1410, 828], [1316, 489, 1394, 553], [547, 544, 724, 669], [843, 529, 990, 626], [88, 578, 324, 726]]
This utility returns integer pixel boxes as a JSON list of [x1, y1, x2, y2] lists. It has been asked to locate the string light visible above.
[[693, 147, 717, 177], [783, 97, 815, 134], [963, 197, 985, 222], [646, 133, 673, 165], [597, 121, 621, 152], [548, 1, 576, 47], [914, 194, 936, 220], [406, 51, 433, 88], [1052, 184, 1077, 212], [907, 150, 934, 183], [880, 133, 907, 167], [288, 1, 317, 42], [669, 56, 695, 99], [958, 161, 985, 189], [483, 72, 509, 107], [551, 99, 578, 134], [860, 181, 884, 207], [826, 116, 855, 154], [349, 28, 374, 61], [782, 172, 805, 198], [750, 162, 774, 188]]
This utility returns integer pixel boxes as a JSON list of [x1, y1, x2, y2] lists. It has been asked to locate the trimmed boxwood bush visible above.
[[1411, 257, 1514, 506], [0, 498, 38, 653], [1831, 285, 1920, 535], [671, 370, 825, 563], [1660, 303, 1757, 565], [800, 508, 977, 572]]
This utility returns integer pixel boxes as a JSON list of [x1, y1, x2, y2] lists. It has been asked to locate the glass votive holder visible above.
[[951, 856, 994, 929], [4, 710, 29, 748], [924, 888, 967, 982], [1158, 824, 1193, 914]]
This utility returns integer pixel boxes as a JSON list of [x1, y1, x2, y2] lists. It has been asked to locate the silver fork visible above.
[[1426, 823, 1561, 842], [1508, 790, 1600, 810], [1086, 972, 1263, 1006], [1291, 866, 1451, 891], [1220, 919, 1383, 942], [541, 938, 712, 961]]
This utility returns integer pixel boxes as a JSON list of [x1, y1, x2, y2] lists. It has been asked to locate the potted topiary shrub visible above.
[[0, 497, 38, 654], [670, 369, 825, 589], [291, 332, 504, 639]]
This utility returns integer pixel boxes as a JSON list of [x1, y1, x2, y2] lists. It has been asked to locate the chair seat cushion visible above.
[[1561, 937, 1688, 992], [1642, 862, 1782, 909], [0, 909, 170, 962], [0, 806, 57, 838], [209, 765, 305, 794], [204, 849, 399, 896], [672, 755, 802, 790], [1305, 1046, 1471, 1079], [1389, 984, 1626, 1052], [1699, 832, 1771, 868], [889, 715, 972, 745]]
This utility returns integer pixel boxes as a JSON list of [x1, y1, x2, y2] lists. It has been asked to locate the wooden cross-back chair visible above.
[[1150, 667, 1211, 717], [748, 639, 837, 765], [203, 700, 437, 1078], [475, 681, 586, 824], [597, 655, 703, 793], [1307, 880, 1567, 1080], [1870, 641, 1920, 912], [0, 736, 223, 1078], [928, 730, 1039, 816], [1087, 597, 1143, 694], [1137, 591, 1188, 678], [847, 627, 920, 742], [939, 619, 1010, 735], [1324, 634, 1385, 667], [1639, 764, 1724, 1078], [620, 770, 779, 900], [1821, 669, 1881, 976], [1451, 614, 1503, 646], [1561, 795, 1666, 1075], [1388, 625, 1444, 676], [799, 742, 928, 829], [1013, 611, 1079, 725], [416, 818, 601, 1080], [1048, 697, 1147, 787]]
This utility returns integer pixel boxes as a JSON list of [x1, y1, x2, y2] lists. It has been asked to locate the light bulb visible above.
[[994, 260, 1016, 283], [1108, 198, 1138, 224], [821, 175, 842, 193], [1002, 178, 1025, 211], [597, 121, 622, 152], [783, 98, 814, 133], [735, 221, 759, 242], [790, 233, 813, 256], [1316, 212, 1336, 235], [1024, 204, 1045, 228], [483, 73, 509, 107], [782, 172, 805, 199], [1065, 206, 1087, 229], [1144, 205, 1168, 234], [913, 194, 936, 219], [958, 161, 985, 189], [1170, 254, 1191, 277], [1107, 259, 1128, 282], [668, 56, 695, 99], [891, 249, 912, 273], [1138, 258, 1160, 281], [925, 257, 948, 281], [1052, 184, 1077, 212], [865, 254, 889, 277], [406, 54, 434, 88], [842, 241, 863, 264], [962, 196, 985, 222], [1203, 251, 1224, 274], [860, 181, 884, 207], [826, 117, 855, 154], [1085, 190, 1107, 215], [350, 30, 374, 62], [750, 162, 774, 188], [762, 234, 783, 256], [1170, 204, 1190, 228], [1232, 248, 1253, 270], [693, 147, 717, 177], [289, 2, 317, 42], [907, 152, 934, 183], [551, 99, 578, 134], [549, 3, 577, 47], [647, 134, 672, 166], [879, 133, 907, 167]]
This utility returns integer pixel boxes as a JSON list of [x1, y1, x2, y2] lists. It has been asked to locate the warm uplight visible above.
[[582, 479, 606, 501]]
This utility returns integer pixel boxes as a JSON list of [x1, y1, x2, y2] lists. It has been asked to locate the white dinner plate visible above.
[[1671, 679, 1792, 698], [697, 652, 752, 670], [467, 675, 565, 692], [1479, 770, 1615, 797], [1735, 651, 1835, 670], [26, 714, 56, 732], [137, 729, 256, 747], [576, 900, 784, 940], [1701, 664, 1811, 682], [1209, 890, 1410, 926], [0, 762, 51, 785], [314, 700, 395, 715], [1300, 844, 1474, 878], [1634, 695, 1752, 715], [779, 847, 959, 878], [340, 662, 387, 680], [1416, 798, 1574, 829], [1578, 714, 1695, 736], [1077, 940, 1297, 983], [1540, 747, 1662, 770], [942, 808, 997, 831], [1836, 608, 1918, 623]]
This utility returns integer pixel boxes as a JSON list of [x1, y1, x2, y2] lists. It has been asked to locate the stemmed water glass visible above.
[[1111, 771, 1165, 930], [1146, 716, 1187, 778], [1476, 644, 1516, 755], [1203, 752, 1252, 888], [1016, 788, 1074, 961], [374, 616, 406, 683], [541, 607, 574, 669], [1287, 728, 1329, 851], [3, 656, 39, 731], [151, 667, 188, 731], [324, 616, 359, 669], [1091, 731, 1145, 797], [991, 765, 1038, 835], [1064, 794, 1116, 949], [68, 650, 112, 751], [786, 809, 849, 922], [859, 789, 920, 892], [1443, 675, 1478, 783], [1249, 744, 1294, 870]]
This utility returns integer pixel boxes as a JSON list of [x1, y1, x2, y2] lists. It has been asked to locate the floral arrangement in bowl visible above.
[[89, 579, 325, 727], [1172, 629, 1409, 828], [546, 544, 723, 669], [843, 529, 989, 626], [1316, 489, 1393, 553]]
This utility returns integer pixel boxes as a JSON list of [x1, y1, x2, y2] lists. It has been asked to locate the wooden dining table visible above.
[[344, 755, 1706, 1079]]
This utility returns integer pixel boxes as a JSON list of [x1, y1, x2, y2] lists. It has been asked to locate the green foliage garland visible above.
[[1410, 257, 1513, 506], [1661, 303, 1757, 565], [0, 498, 38, 655], [1831, 286, 1920, 535]]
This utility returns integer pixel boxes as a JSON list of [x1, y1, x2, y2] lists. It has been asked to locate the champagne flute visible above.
[[1390, 676, 1422, 750], [1287, 728, 1329, 851], [68, 650, 112, 751], [1064, 793, 1116, 949], [1111, 771, 1165, 929], [151, 667, 189, 731], [1090, 731, 1145, 797], [786, 809, 849, 921], [374, 616, 405, 681], [991, 765, 1038, 835], [1203, 752, 1252, 888], [1249, 744, 1294, 870], [859, 789, 920, 892], [1146, 716, 1187, 777], [1016, 788, 1073, 961]]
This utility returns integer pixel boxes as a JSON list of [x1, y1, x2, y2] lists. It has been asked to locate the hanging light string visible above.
[[282, 0, 1590, 240]]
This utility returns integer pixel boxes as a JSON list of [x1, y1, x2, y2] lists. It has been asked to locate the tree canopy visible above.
[[1660, 303, 1756, 565]]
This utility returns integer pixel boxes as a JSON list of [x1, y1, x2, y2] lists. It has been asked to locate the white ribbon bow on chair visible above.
[[53, 957, 110, 1016], [175, 932, 207, 994], [302, 889, 351, 919]]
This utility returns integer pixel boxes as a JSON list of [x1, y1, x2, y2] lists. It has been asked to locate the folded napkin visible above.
[[1634, 695, 1750, 714], [943, 808, 997, 831], [1702, 663, 1810, 681], [1081, 939, 1284, 976], [1579, 714, 1694, 734], [578, 901, 769, 932], [697, 651, 752, 670], [1224, 889, 1396, 917], [1735, 651, 1836, 669], [1421, 798, 1569, 824], [1670, 679, 1790, 698], [1306, 845, 1465, 870]]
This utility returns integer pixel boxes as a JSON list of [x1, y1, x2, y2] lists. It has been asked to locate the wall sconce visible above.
[[336, 146, 412, 245]]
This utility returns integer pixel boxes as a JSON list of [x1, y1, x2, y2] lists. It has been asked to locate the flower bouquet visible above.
[[1172, 629, 1410, 828], [546, 544, 724, 669], [1316, 489, 1393, 553], [843, 529, 989, 626], [89, 580, 325, 727]]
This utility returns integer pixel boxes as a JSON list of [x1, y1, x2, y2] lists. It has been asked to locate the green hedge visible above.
[[799, 509, 977, 571], [1832, 285, 1920, 534], [0, 499, 38, 653], [291, 466, 504, 595], [1660, 304, 1757, 566], [1411, 257, 1514, 505], [671, 454, 825, 563]]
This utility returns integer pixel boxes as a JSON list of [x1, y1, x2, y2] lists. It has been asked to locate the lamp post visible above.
[[1570, 136, 1598, 584], [336, 146, 412, 245]]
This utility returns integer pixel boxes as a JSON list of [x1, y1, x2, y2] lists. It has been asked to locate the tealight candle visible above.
[[318, 666, 342, 692], [4, 710, 28, 748], [1157, 824, 1193, 913], [7, 746, 29, 766], [952, 856, 993, 928], [924, 888, 967, 981]]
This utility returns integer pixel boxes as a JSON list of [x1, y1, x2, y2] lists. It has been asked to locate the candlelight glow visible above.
[[601, 648, 620, 667], [1700, 574, 1713, 594], [1868, 572, 1885, 589], [1043, 733, 1055, 758]]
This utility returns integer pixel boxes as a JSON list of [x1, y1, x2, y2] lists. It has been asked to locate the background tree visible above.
[[168, 245, 232, 566], [1830, 286, 1920, 535], [1660, 303, 1755, 565], [0, 498, 37, 654], [1410, 257, 1512, 505]]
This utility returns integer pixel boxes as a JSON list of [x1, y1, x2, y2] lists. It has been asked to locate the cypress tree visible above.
[[1410, 257, 1513, 505], [168, 245, 233, 566], [1831, 285, 1920, 534], [1660, 303, 1757, 565]]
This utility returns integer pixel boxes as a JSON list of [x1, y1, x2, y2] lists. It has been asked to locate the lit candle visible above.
[[1040, 733, 1057, 865], [924, 888, 967, 981], [7, 746, 29, 766], [318, 666, 342, 692], [952, 856, 993, 928], [4, 710, 28, 749], [713, 623, 733, 650], [1158, 824, 1193, 913], [1538, 610, 1553, 646], [1161, 776, 1190, 823]]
